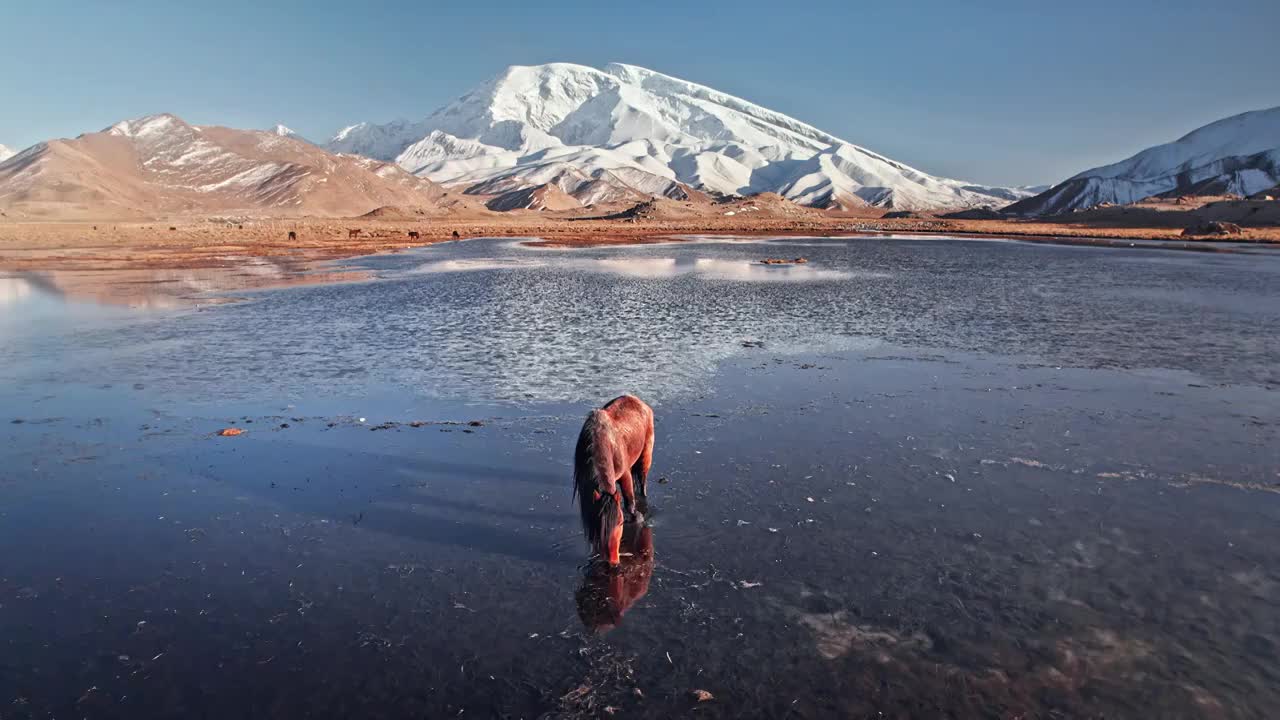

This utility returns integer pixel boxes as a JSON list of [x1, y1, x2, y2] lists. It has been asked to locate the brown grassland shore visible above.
[[4, 213, 1279, 271], [2, 206, 1278, 306]]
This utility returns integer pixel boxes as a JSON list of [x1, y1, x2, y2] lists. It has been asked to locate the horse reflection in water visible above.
[[575, 523, 655, 632]]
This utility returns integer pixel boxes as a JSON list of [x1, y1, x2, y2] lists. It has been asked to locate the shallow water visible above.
[[1, 236, 1278, 718]]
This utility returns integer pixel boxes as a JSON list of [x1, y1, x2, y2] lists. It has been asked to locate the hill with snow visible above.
[[271, 124, 306, 141], [327, 62, 1032, 211], [0, 114, 470, 219], [0, 144, 15, 163], [1007, 106, 1280, 216]]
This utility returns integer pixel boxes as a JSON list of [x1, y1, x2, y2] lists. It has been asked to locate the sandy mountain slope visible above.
[[484, 183, 582, 212], [0, 114, 458, 219]]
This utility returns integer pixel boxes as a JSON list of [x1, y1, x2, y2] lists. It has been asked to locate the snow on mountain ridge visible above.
[[327, 62, 1031, 210], [1073, 107, 1280, 182], [108, 113, 184, 140], [0, 144, 15, 163], [328, 118, 431, 160], [601, 63, 844, 153], [1008, 106, 1280, 215]]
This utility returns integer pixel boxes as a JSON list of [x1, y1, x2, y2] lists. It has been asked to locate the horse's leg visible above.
[[635, 425, 654, 500], [617, 471, 639, 522], [610, 439, 637, 521], [628, 462, 647, 517], [604, 498, 624, 565]]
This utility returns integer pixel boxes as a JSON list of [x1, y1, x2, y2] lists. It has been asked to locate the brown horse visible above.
[[573, 394, 654, 565], [407, 230, 420, 239], [348, 229, 361, 239], [575, 524, 654, 632], [288, 231, 297, 241]]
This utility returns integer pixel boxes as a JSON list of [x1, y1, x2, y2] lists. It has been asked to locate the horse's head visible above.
[[575, 524, 654, 633]]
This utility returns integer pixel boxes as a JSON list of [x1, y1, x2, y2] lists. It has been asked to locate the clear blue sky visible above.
[[2, 0, 1277, 186]]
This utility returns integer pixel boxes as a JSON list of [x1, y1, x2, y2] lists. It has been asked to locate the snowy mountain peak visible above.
[[482, 63, 626, 132], [107, 113, 186, 139], [1008, 106, 1280, 215], [328, 62, 1031, 210], [269, 124, 315, 145]]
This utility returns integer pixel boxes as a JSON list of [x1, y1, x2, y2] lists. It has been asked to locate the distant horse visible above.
[[575, 524, 654, 632], [452, 230, 461, 239], [573, 394, 654, 565], [407, 230, 420, 239], [288, 231, 297, 241], [348, 229, 361, 239]]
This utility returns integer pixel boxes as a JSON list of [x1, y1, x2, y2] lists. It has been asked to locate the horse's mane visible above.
[[573, 409, 613, 548]]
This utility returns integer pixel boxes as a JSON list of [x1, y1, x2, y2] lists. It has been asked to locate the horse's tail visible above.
[[573, 410, 618, 553]]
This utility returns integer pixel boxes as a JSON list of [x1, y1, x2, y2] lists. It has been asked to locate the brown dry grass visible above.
[[4, 210, 1276, 308], [1, 207, 1277, 275]]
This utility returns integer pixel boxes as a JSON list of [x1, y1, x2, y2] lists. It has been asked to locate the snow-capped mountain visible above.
[[329, 119, 430, 162], [327, 62, 1032, 211], [270, 124, 310, 143], [0, 144, 15, 163], [0, 113, 461, 219], [1007, 106, 1280, 216]]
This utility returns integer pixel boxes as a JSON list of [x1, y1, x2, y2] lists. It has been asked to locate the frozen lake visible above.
[[2, 236, 1278, 718]]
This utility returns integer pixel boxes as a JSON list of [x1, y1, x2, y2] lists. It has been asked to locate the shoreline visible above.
[[3, 217, 1277, 307], [3, 216, 1277, 268]]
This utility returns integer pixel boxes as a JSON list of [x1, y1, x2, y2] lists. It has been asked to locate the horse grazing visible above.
[[348, 229, 361, 239], [576, 524, 654, 632], [287, 231, 297, 241], [573, 394, 654, 565], [407, 230, 420, 239]]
